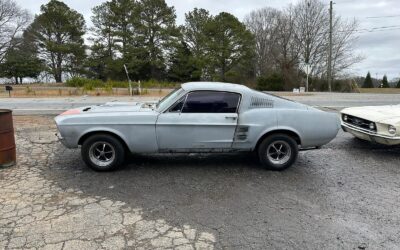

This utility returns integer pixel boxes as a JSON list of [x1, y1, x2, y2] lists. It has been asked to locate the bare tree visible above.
[[272, 7, 302, 88], [293, 0, 362, 79], [292, 0, 329, 77], [245, 7, 301, 89], [244, 7, 281, 77], [0, 0, 30, 63], [331, 17, 364, 79]]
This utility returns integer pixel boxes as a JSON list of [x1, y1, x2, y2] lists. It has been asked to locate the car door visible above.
[[156, 91, 241, 151]]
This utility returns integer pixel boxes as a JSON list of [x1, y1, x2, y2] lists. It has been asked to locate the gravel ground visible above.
[[1, 115, 400, 249]]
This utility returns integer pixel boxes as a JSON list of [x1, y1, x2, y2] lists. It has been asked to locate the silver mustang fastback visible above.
[[55, 82, 340, 171]]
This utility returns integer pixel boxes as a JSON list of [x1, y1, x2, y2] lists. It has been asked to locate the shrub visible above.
[[256, 73, 284, 91], [66, 77, 86, 87], [103, 83, 113, 93], [66, 77, 103, 88]]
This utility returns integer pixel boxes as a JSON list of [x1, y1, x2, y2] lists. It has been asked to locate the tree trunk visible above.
[[14, 77, 19, 84], [55, 52, 63, 83], [19, 77, 23, 84]]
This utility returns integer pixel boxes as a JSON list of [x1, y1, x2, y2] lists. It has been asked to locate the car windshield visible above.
[[156, 88, 185, 111]]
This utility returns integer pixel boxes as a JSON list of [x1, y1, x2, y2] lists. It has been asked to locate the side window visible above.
[[182, 91, 240, 113], [168, 96, 186, 112]]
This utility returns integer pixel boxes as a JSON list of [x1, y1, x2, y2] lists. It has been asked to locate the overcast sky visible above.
[[15, 0, 400, 80]]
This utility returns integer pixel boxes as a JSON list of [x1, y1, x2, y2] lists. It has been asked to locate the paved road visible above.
[[0, 96, 157, 115], [1, 92, 400, 115], [1, 116, 399, 249]]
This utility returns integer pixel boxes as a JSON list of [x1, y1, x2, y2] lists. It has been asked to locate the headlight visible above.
[[388, 125, 396, 135], [343, 115, 348, 121]]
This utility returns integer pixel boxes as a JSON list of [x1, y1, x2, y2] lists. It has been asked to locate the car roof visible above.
[[181, 82, 251, 94]]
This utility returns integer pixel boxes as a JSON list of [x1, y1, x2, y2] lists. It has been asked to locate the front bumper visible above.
[[342, 123, 400, 145], [55, 132, 77, 148], [55, 133, 63, 141]]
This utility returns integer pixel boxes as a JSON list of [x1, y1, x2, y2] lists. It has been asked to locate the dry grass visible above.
[[358, 88, 400, 94], [271, 92, 314, 97], [0, 86, 172, 98]]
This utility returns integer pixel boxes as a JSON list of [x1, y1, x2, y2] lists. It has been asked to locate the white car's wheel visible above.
[[258, 134, 298, 171], [81, 134, 125, 171]]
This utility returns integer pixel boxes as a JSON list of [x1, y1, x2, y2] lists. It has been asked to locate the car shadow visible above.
[[46, 143, 324, 243]]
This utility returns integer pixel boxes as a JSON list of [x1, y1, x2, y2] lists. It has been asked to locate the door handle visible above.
[[225, 116, 237, 120]]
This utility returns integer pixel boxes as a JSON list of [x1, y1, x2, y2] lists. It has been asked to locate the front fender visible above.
[[77, 127, 129, 147]]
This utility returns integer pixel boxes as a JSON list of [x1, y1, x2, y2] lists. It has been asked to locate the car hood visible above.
[[342, 105, 400, 123], [79, 101, 157, 113]]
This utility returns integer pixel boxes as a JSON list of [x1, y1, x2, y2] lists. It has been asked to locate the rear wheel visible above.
[[81, 134, 125, 171], [258, 134, 298, 171]]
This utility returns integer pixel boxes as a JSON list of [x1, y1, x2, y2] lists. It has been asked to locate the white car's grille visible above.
[[343, 114, 377, 132]]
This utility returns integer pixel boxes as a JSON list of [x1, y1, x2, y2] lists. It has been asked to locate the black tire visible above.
[[257, 134, 298, 171], [81, 133, 125, 172]]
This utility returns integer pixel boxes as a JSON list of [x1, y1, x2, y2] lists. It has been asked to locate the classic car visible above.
[[55, 82, 340, 171], [341, 105, 400, 145]]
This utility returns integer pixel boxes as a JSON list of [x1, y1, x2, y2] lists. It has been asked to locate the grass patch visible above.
[[359, 88, 400, 94], [66, 77, 179, 90]]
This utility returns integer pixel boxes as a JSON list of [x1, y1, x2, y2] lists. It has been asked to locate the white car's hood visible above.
[[342, 105, 400, 123]]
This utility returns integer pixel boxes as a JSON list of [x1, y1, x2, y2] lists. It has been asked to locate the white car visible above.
[[341, 105, 400, 145], [55, 82, 340, 171]]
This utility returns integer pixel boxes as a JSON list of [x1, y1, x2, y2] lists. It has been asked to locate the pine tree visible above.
[[397, 79, 400, 88], [363, 72, 374, 88], [382, 75, 389, 88], [204, 12, 255, 82], [137, 0, 180, 80], [0, 34, 43, 84], [168, 41, 200, 82], [27, 0, 86, 82]]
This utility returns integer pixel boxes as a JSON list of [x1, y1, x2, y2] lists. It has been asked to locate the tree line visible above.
[[0, 0, 364, 90], [362, 72, 400, 88]]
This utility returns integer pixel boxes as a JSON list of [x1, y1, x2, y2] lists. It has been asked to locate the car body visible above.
[[55, 82, 340, 171], [341, 105, 400, 145]]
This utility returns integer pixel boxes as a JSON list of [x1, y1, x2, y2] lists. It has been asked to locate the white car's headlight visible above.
[[343, 115, 348, 121], [388, 125, 397, 135]]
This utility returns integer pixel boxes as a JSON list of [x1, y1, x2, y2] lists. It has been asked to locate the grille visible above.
[[343, 114, 376, 132], [249, 97, 274, 109]]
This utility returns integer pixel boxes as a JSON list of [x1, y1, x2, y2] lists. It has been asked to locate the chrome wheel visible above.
[[89, 141, 116, 168], [266, 140, 291, 165]]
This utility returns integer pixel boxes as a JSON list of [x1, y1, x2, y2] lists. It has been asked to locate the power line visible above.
[[366, 14, 400, 19], [356, 27, 400, 34]]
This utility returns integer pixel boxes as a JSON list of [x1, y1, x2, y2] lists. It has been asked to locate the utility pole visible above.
[[327, 1, 333, 92]]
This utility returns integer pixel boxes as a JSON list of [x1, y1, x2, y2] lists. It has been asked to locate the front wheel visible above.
[[81, 134, 125, 171], [258, 134, 299, 171]]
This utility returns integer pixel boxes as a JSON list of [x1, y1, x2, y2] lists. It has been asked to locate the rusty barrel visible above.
[[0, 109, 16, 168]]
